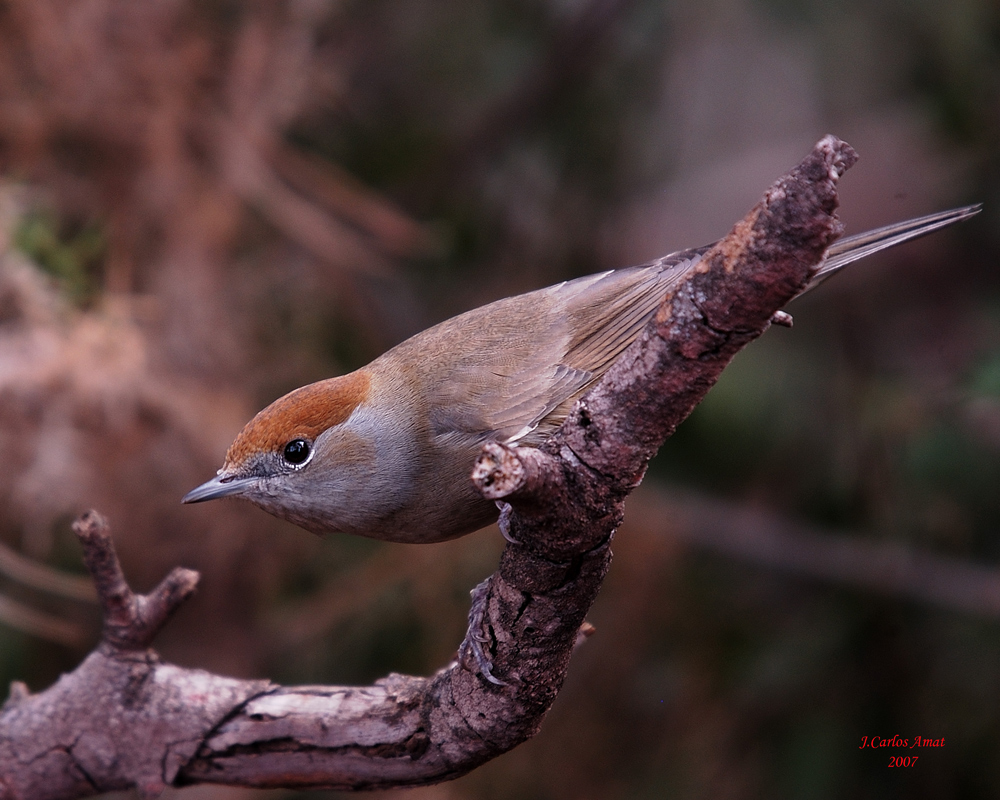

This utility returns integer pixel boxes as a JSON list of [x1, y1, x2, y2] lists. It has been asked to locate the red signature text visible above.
[[859, 735, 945, 767]]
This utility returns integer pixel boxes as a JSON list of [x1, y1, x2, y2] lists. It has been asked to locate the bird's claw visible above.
[[496, 501, 520, 544], [459, 577, 508, 686]]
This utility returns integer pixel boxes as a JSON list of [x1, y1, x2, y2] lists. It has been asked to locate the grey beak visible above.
[[182, 473, 252, 504]]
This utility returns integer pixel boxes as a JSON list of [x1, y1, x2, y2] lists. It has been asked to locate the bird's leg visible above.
[[459, 577, 507, 686]]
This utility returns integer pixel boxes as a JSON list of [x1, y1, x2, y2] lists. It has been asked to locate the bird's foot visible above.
[[459, 577, 507, 686], [496, 501, 520, 544]]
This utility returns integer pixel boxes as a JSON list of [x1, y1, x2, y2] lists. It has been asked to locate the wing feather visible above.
[[409, 247, 706, 447]]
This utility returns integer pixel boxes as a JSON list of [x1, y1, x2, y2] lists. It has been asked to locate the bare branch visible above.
[[0, 540, 96, 603], [657, 489, 1000, 618], [0, 594, 89, 649], [73, 510, 198, 652], [0, 137, 857, 796], [272, 144, 439, 258], [1, 513, 267, 800]]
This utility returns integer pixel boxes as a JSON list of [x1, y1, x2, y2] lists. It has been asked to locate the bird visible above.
[[184, 204, 981, 543]]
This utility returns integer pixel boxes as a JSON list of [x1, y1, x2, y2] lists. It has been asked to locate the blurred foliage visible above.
[[0, 0, 999, 797], [12, 208, 106, 305]]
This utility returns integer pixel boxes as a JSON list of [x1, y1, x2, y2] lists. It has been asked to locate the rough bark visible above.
[[0, 135, 856, 797]]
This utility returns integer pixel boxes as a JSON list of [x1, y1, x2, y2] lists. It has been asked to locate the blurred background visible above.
[[0, 0, 997, 797]]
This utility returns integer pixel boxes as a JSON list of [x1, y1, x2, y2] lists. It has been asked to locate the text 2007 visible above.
[[888, 756, 919, 767]]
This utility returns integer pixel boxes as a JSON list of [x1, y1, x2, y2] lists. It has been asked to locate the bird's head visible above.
[[182, 371, 381, 533]]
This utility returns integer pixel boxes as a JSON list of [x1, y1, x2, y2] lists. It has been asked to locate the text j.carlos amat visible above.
[[859, 735, 944, 749]]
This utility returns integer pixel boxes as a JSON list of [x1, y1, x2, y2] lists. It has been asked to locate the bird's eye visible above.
[[282, 438, 312, 465]]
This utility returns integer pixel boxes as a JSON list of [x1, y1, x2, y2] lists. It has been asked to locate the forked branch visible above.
[[0, 136, 855, 798]]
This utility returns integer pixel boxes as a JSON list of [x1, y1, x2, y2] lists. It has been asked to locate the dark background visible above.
[[0, 1, 998, 797]]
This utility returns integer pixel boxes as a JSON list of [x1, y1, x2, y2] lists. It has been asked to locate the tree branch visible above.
[[0, 135, 855, 797], [74, 511, 199, 653]]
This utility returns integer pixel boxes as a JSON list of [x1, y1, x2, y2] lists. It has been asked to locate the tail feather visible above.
[[807, 203, 982, 290]]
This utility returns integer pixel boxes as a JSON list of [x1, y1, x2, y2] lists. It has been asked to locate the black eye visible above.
[[282, 438, 311, 465]]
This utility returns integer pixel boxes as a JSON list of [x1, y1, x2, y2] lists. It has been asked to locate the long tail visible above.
[[807, 203, 982, 291]]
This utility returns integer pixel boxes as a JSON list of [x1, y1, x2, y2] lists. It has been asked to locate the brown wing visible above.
[[404, 247, 707, 448]]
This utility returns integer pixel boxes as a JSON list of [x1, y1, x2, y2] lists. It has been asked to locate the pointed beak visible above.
[[182, 473, 253, 504]]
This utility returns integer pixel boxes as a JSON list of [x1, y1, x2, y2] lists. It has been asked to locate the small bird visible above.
[[184, 205, 980, 543]]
